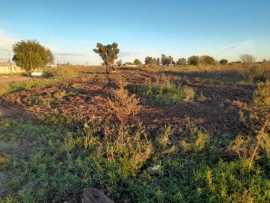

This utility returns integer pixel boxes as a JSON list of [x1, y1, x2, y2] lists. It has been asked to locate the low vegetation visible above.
[[128, 82, 193, 105], [1, 62, 270, 202]]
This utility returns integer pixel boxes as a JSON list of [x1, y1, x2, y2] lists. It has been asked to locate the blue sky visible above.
[[0, 0, 269, 64]]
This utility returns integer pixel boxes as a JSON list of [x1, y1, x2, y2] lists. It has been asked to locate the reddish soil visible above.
[[0, 75, 30, 84], [2, 70, 255, 135]]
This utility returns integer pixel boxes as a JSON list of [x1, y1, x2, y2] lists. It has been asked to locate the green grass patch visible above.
[[0, 117, 269, 202], [128, 83, 194, 105]]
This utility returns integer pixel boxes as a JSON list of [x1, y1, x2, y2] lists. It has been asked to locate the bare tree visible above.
[[240, 54, 256, 64]]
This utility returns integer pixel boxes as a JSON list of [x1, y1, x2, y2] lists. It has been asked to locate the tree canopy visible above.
[[199, 55, 216, 65], [145, 56, 157, 65], [161, 54, 174, 66], [188, 56, 200, 66], [12, 40, 54, 71], [219, 59, 228, 65], [133, 59, 142, 65], [176, 58, 186, 65], [93, 42, 120, 73]]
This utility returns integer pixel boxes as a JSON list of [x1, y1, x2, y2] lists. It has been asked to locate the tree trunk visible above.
[[105, 65, 110, 74]]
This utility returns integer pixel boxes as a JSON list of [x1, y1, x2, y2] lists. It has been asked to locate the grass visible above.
[[0, 66, 88, 96], [128, 82, 194, 106], [1, 117, 269, 202]]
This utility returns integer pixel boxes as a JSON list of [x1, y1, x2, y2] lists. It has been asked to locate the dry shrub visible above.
[[240, 65, 267, 83], [236, 82, 270, 169], [253, 82, 270, 107], [0, 152, 9, 169], [178, 130, 209, 153], [155, 125, 174, 150], [183, 86, 195, 102], [107, 85, 141, 124], [229, 135, 254, 159], [79, 123, 153, 174]]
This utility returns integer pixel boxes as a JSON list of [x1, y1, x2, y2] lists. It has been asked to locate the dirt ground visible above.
[[0, 75, 30, 85], [1, 69, 255, 135]]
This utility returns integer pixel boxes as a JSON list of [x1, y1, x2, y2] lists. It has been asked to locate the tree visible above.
[[145, 56, 157, 65], [188, 56, 199, 66], [161, 54, 174, 66], [176, 58, 186, 65], [199, 55, 216, 65], [12, 40, 54, 72], [133, 59, 142, 65], [219, 59, 228, 65], [93, 42, 120, 73], [240, 54, 256, 64]]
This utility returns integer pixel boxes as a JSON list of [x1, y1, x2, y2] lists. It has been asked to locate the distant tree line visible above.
[[11, 40, 266, 75], [143, 54, 225, 66]]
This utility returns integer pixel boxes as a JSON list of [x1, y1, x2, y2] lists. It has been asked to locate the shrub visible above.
[[176, 58, 186, 65], [183, 86, 195, 102], [199, 55, 216, 65], [219, 59, 228, 65], [178, 130, 209, 153], [200, 160, 270, 202], [133, 59, 142, 65], [240, 65, 267, 83], [107, 85, 141, 124], [0, 152, 9, 169], [253, 82, 270, 107], [188, 56, 200, 66]]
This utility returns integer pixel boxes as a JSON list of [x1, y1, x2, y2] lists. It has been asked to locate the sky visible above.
[[0, 0, 270, 64]]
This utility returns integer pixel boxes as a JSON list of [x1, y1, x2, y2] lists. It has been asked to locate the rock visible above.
[[65, 188, 114, 203], [81, 188, 114, 203]]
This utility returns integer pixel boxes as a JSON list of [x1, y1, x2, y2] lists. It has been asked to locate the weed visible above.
[[107, 85, 141, 124], [253, 82, 270, 107], [0, 153, 9, 169], [178, 129, 209, 153]]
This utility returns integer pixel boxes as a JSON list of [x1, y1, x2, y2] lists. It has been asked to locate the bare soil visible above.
[[1, 69, 255, 135]]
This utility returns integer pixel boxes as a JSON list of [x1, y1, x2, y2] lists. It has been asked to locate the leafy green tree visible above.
[[145, 56, 157, 65], [188, 56, 200, 66], [12, 40, 54, 72], [219, 59, 228, 65], [176, 58, 186, 65], [133, 59, 142, 65], [93, 42, 120, 73], [161, 54, 174, 66], [199, 55, 216, 65]]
